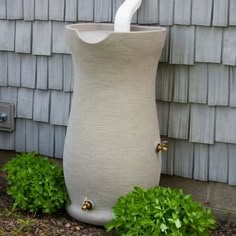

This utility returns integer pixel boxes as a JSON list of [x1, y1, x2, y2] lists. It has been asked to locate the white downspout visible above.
[[114, 0, 143, 32]]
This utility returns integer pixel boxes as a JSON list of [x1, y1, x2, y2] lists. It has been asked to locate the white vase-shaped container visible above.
[[63, 23, 166, 225]]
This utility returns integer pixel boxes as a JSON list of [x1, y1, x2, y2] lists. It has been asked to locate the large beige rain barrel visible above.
[[63, 23, 166, 225]]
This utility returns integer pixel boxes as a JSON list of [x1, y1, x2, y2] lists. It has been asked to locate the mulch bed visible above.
[[0, 170, 236, 236]]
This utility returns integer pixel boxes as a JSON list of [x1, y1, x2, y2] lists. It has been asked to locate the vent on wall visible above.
[[0, 102, 15, 132]]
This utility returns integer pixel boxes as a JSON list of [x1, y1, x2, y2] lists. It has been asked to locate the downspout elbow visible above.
[[114, 0, 143, 32]]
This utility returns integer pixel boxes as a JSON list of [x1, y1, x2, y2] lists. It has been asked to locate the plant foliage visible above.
[[2, 152, 68, 214], [106, 186, 216, 236]]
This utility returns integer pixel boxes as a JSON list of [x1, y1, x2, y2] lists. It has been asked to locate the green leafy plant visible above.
[[2, 152, 68, 214], [106, 186, 216, 236]]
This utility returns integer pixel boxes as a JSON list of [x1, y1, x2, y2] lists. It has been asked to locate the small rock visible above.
[[76, 226, 81, 231], [65, 223, 71, 228]]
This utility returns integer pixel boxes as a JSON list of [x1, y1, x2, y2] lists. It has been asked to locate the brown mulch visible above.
[[0, 171, 236, 236]]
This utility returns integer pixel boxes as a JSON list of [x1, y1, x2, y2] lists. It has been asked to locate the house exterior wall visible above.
[[0, 0, 235, 185]]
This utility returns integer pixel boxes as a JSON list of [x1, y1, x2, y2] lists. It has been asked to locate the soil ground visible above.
[[0, 164, 236, 235]]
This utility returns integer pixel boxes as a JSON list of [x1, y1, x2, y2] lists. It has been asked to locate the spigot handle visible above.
[[156, 141, 168, 153], [81, 197, 93, 211]]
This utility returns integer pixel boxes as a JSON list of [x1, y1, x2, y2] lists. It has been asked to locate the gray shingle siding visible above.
[[188, 63, 208, 104], [32, 21, 52, 56], [212, 0, 229, 27], [174, 0, 191, 25], [169, 26, 195, 65], [191, 0, 213, 26], [0, 0, 235, 186], [23, 0, 35, 21], [35, 0, 49, 21], [189, 104, 215, 144], [65, 0, 77, 22], [159, 0, 174, 25], [195, 27, 223, 63], [15, 21, 32, 54], [0, 52, 7, 86], [7, 0, 23, 20], [138, 0, 159, 24], [0, 20, 15, 51], [78, 0, 94, 22], [25, 120, 39, 153], [0, 0, 7, 19], [193, 144, 209, 181]]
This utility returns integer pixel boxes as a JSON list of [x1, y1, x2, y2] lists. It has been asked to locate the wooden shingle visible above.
[[0, 52, 7, 86], [26, 120, 39, 153], [189, 104, 215, 144], [138, 0, 158, 24], [159, 0, 173, 25], [8, 52, 21, 87], [170, 26, 195, 65], [195, 27, 223, 63], [212, 0, 228, 27], [48, 54, 63, 90], [78, 0, 94, 21], [54, 126, 66, 158], [113, 0, 123, 21], [94, 0, 112, 22], [50, 91, 70, 126], [39, 123, 54, 157], [32, 21, 52, 56], [23, 0, 35, 21], [156, 63, 174, 102], [228, 144, 236, 185], [161, 138, 175, 175], [174, 140, 194, 178], [65, 0, 77, 22], [229, 0, 236, 25], [15, 21, 32, 53], [33, 90, 50, 122], [230, 67, 236, 107], [7, 0, 23, 19], [35, 0, 49, 20], [52, 21, 69, 54], [173, 65, 189, 103], [0, 132, 15, 150], [193, 144, 209, 181], [191, 0, 213, 26], [209, 143, 228, 183], [160, 26, 169, 63], [0, 87, 17, 107], [168, 103, 190, 139], [208, 64, 229, 106], [15, 119, 26, 152], [17, 88, 34, 119], [63, 55, 74, 92], [174, 0, 191, 25], [0, 0, 7, 19], [215, 107, 236, 144], [156, 102, 169, 136], [49, 0, 65, 21], [223, 27, 236, 66], [0, 20, 15, 51], [189, 64, 208, 104], [36, 56, 48, 90], [21, 54, 36, 89]]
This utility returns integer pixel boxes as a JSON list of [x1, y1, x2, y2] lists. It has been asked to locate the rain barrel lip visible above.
[[65, 23, 166, 45]]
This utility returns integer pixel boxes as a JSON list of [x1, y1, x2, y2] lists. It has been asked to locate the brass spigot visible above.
[[81, 197, 93, 211], [156, 141, 168, 153]]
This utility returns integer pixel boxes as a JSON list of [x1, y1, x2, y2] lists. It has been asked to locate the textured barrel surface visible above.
[[63, 24, 166, 225]]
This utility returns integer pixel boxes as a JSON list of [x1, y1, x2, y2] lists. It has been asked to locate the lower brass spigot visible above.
[[81, 197, 93, 211], [156, 141, 168, 153]]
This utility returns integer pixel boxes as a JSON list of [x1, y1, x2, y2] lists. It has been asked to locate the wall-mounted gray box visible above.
[[0, 102, 15, 132]]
